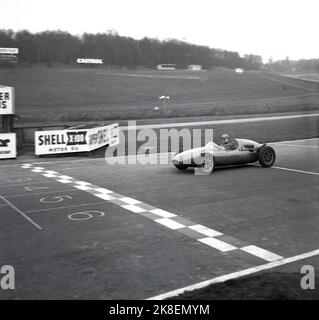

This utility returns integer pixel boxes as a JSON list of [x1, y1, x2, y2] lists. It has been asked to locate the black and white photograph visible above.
[[0, 0, 318, 316]]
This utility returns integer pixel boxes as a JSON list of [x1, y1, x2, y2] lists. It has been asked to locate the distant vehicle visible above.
[[188, 64, 202, 71], [171, 139, 276, 174], [235, 68, 244, 74], [157, 64, 176, 70]]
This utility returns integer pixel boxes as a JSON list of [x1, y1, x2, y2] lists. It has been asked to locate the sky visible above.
[[0, 0, 318, 62]]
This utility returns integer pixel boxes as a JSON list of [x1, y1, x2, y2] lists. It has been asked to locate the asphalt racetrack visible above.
[[0, 138, 318, 299]]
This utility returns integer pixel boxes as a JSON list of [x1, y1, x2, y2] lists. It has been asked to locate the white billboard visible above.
[[76, 58, 103, 64], [0, 133, 16, 159], [0, 86, 15, 115], [35, 123, 119, 155], [0, 48, 19, 54]]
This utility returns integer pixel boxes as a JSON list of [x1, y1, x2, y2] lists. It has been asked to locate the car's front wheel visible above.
[[258, 145, 276, 167], [199, 152, 214, 175]]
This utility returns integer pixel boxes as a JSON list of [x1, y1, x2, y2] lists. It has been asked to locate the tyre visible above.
[[258, 145, 276, 167], [172, 151, 188, 170], [200, 152, 214, 175], [174, 164, 188, 170]]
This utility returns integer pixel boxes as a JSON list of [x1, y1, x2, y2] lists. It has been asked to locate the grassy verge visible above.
[[1, 66, 318, 123]]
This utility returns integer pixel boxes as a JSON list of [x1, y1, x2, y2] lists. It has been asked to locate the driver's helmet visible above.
[[221, 134, 229, 143]]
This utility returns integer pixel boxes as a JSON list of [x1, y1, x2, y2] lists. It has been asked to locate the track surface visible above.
[[0, 138, 318, 299]]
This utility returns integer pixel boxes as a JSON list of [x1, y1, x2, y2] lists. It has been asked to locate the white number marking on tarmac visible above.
[[40, 195, 73, 203], [68, 211, 105, 221], [25, 201, 109, 213], [20, 163, 286, 262]]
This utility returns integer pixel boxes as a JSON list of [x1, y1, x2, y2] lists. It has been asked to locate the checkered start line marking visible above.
[[21, 163, 284, 262]]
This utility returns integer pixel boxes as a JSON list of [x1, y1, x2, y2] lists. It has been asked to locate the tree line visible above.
[[267, 57, 319, 73], [0, 29, 263, 69]]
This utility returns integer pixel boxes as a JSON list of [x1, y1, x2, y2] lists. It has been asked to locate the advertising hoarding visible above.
[[0, 48, 19, 64], [0, 48, 19, 54], [35, 123, 119, 155], [0, 86, 15, 115], [0, 133, 17, 159], [0, 54, 18, 63], [76, 58, 103, 64]]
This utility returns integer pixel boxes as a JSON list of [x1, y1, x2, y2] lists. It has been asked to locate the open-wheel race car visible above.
[[171, 139, 276, 174]]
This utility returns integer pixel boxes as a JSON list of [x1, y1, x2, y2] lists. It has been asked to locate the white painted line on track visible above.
[[271, 143, 319, 148], [155, 218, 185, 230], [43, 173, 58, 178], [248, 163, 319, 176], [123, 113, 319, 130], [150, 209, 176, 218], [58, 175, 74, 179], [198, 237, 237, 252], [0, 195, 42, 230], [4, 188, 78, 198], [120, 197, 142, 205], [24, 201, 109, 213], [121, 204, 146, 213], [273, 138, 319, 144], [74, 181, 92, 186], [45, 170, 58, 174], [31, 167, 45, 172], [57, 179, 74, 183], [95, 193, 115, 201], [94, 187, 114, 194], [189, 224, 223, 237], [20, 163, 285, 261], [270, 138, 319, 147], [21, 164, 33, 168], [240, 245, 283, 262], [147, 248, 319, 300], [271, 166, 319, 176], [0, 180, 60, 188], [74, 185, 93, 191]]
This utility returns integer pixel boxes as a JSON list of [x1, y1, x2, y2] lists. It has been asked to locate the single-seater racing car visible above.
[[171, 139, 276, 174]]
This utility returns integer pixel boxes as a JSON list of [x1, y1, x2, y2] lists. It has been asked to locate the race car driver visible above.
[[221, 134, 239, 151]]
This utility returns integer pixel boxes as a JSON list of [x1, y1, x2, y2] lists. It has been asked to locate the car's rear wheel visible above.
[[174, 164, 188, 170], [258, 145, 276, 167]]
